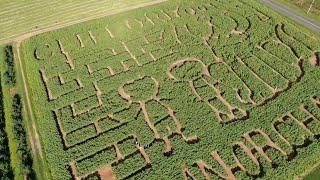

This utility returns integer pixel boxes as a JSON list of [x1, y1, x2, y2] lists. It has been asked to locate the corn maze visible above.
[[19, 0, 320, 179]]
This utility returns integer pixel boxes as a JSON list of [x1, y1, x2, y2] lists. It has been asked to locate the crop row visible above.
[[183, 96, 320, 179], [18, 0, 320, 179]]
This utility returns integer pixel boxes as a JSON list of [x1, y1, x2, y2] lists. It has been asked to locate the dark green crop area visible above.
[[18, 0, 320, 179]]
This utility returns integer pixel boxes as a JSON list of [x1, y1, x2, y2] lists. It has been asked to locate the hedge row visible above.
[[11, 94, 36, 179], [4, 45, 16, 86], [0, 77, 14, 179]]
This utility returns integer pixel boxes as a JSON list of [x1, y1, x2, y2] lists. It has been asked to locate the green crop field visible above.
[[8, 0, 320, 179], [0, 0, 157, 44]]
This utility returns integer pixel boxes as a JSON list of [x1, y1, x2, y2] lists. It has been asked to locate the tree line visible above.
[[0, 77, 14, 179], [12, 94, 36, 179], [4, 45, 16, 86]]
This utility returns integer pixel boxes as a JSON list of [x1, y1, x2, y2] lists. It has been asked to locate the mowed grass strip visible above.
[[0, 0, 155, 43]]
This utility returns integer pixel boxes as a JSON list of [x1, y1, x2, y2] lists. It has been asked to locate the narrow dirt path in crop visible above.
[[15, 42, 41, 156], [9, 0, 167, 44], [10, 2, 167, 178], [15, 41, 49, 179]]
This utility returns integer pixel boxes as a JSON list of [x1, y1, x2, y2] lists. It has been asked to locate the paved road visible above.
[[260, 0, 320, 33]]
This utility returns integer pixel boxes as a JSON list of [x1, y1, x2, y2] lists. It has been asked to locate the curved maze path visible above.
[[18, 0, 320, 179]]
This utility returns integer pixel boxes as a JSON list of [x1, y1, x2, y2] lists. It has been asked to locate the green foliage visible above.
[[11, 94, 36, 179], [0, 77, 14, 179], [16, 0, 320, 179], [171, 61, 203, 81], [3, 45, 16, 86], [123, 77, 156, 101]]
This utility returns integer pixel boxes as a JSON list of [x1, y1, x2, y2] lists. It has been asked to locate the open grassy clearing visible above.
[[13, 0, 320, 179], [0, 0, 159, 45]]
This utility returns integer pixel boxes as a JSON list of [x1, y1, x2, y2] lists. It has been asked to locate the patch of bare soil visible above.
[[99, 167, 115, 180], [9, 87, 15, 97], [310, 54, 319, 66]]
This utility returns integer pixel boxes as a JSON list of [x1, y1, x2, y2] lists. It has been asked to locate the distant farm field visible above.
[[282, 0, 320, 15], [275, 0, 320, 24], [18, 0, 320, 179], [0, 0, 157, 44]]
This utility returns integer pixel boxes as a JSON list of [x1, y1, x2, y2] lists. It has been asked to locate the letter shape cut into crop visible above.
[[167, 57, 248, 123], [118, 75, 198, 155]]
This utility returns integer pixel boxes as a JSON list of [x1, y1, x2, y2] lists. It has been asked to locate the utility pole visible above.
[[307, 0, 315, 14]]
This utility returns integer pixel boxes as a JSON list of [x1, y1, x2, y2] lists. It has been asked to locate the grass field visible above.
[[3, 0, 320, 179], [279, 0, 320, 15], [0, 0, 159, 45], [305, 169, 320, 180], [301, 162, 320, 180], [275, 0, 320, 24]]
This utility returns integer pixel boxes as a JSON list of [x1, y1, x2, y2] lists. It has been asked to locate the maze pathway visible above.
[[19, 0, 320, 179]]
